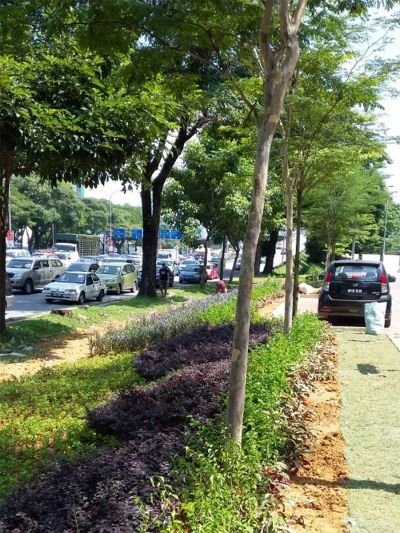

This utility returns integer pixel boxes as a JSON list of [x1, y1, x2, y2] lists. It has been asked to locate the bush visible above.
[[135, 322, 278, 379]]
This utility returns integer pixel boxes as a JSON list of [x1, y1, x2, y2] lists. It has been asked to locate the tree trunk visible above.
[[229, 247, 240, 283], [0, 151, 11, 336], [200, 237, 209, 286], [226, 1, 305, 443], [140, 183, 160, 297], [292, 191, 302, 317], [262, 230, 279, 274], [284, 181, 294, 333], [254, 240, 262, 275], [219, 237, 226, 280], [227, 122, 274, 443]]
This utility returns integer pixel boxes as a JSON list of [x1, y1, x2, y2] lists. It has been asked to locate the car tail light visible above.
[[322, 271, 332, 292], [380, 272, 388, 294]]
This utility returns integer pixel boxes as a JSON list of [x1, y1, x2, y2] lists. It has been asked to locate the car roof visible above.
[[330, 260, 383, 266]]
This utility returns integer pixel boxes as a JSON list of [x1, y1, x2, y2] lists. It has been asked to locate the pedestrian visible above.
[[158, 262, 170, 297], [215, 279, 227, 294]]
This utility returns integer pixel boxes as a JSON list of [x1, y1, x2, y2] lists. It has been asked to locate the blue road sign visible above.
[[158, 229, 170, 239], [113, 228, 125, 239], [170, 229, 182, 239], [131, 228, 143, 239]]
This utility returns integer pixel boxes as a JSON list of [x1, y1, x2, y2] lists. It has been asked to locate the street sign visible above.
[[170, 229, 182, 239], [159, 229, 170, 239], [113, 228, 125, 239], [131, 228, 143, 239]]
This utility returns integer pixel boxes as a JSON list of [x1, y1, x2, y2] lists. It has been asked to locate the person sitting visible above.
[[215, 279, 227, 294]]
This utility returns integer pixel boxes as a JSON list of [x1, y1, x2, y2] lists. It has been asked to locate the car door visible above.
[[85, 274, 96, 300], [91, 273, 103, 296], [36, 260, 48, 287], [121, 264, 134, 290]]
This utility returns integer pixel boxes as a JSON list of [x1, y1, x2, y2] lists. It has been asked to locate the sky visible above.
[[85, 9, 400, 206]]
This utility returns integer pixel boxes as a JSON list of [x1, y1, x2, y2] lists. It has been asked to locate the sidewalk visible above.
[[273, 295, 400, 531], [337, 329, 400, 533]]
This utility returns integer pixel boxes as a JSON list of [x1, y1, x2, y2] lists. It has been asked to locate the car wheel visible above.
[[385, 313, 391, 328], [45, 299, 54, 304], [116, 284, 122, 295], [96, 290, 104, 302], [23, 279, 34, 295], [77, 292, 86, 305]]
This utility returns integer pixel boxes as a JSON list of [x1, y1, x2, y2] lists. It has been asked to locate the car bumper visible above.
[[179, 277, 200, 283], [43, 292, 80, 302], [318, 293, 392, 318], [9, 279, 25, 289]]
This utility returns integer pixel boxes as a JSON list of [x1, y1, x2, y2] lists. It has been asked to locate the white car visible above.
[[43, 272, 107, 305]]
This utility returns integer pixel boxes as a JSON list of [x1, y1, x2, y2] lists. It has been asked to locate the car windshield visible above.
[[67, 263, 89, 272], [97, 265, 121, 275], [7, 259, 33, 269], [56, 253, 68, 260], [185, 265, 201, 273], [332, 264, 380, 281], [58, 272, 86, 283]]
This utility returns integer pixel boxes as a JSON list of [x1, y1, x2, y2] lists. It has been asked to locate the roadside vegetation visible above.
[[0, 280, 335, 532]]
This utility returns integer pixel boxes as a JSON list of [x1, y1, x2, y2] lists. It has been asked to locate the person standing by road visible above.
[[158, 262, 170, 297]]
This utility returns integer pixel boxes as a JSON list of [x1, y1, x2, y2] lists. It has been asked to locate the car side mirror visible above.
[[388, 275, 396, 283]]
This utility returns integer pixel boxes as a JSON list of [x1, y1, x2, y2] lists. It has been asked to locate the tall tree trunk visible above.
[[200, 236, 209, 286], [292, 191, 302, 317], [254, 240, 262, 275], [219, 237, 226, 280], [283, 168, 294, 333], [262, 230, 279, 274], [226, 0, 306, 443], [227, 124, 274, 442], [229, 247, 240, 283], [140, 182, 161, 297], [0, 151, 11, 335]]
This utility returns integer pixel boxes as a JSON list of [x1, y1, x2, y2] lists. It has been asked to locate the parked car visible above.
[[162, 259, 180, 276], [234, 259, 241, 270], [96, 262, 138, 294], [179, 264, 205, 284], [55, 252, 75, 268], [43, 272, 107, 305], [137, 262, 174, 288], [5, 273, 13, 309], [318, 260, 395, 327], [102, 256, 134, 265], [206, 263, 219, 280], [6, 249, 31, 260], [66, 262, 99, 273], [179, 259, 201, 271], [6, 257, 66, 294]]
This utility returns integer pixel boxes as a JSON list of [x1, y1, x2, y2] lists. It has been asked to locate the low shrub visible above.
[[135, 321, 278, 379], [89, 278, 282, 356]]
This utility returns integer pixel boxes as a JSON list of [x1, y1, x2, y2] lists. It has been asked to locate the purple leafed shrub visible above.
[[87, 361, 231, 439], [135, 322, 277, 379], [0, 363, 230, 533]]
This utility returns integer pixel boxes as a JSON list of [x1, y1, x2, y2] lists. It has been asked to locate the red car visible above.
[[206, 263, 219, 280]]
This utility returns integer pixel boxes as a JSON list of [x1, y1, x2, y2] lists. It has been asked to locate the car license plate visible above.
[[347, 288, 363, 294], [52, 292, 63, 297]]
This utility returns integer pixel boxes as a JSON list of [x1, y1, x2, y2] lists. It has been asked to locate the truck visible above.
[[53, 233, 100, 258]]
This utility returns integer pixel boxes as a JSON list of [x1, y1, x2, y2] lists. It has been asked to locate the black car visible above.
[[318, 260, 395, 327]]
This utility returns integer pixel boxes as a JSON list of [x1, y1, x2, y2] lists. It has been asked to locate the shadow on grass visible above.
[[293, 475, 400, 495]]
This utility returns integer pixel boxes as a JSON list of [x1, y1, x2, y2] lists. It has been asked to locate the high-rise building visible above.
[[74, 185, 85, 198]]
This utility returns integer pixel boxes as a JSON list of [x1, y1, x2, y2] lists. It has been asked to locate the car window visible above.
[[332, 264, 380, 281], [97, 265, 120, 275], [92, 274, 100, 282], [41, 260, 49, 268], [7, 259, 33, 269], [86, 275, 93, 285], [59, 272, 85, 283]]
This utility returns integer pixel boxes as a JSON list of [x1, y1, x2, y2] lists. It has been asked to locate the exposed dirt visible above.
[[0, 295, 348, 532]]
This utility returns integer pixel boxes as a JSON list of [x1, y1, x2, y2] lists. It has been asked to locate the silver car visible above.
[[6, 257, 66, 294]]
